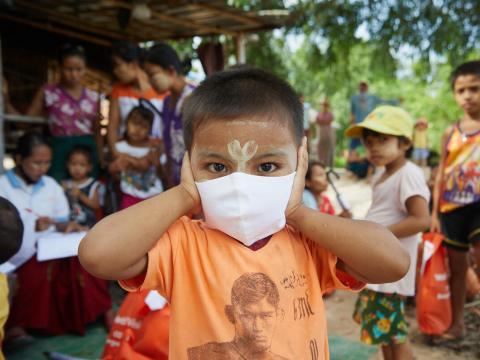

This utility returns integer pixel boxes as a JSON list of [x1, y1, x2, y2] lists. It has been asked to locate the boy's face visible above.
[[454, 74, 480, 115], [362, 133, 409, 167], [306, 165, 328, 194], [190, 116, 298, 182], [67, 153, 91, 181]]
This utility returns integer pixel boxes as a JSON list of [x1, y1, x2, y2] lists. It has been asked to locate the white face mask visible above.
[[195, 172, 295, 246]]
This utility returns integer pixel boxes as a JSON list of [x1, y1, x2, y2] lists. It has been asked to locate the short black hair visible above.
[[362, 128, 413, 158], [306, 161, 326, 180], [16, 132, 50, 159], [112, 41, 143, 64], [126, 105, 154, 128], [144, 43, 191, 75], [0, 197, 23, 264], [59, 44, 86, 64], [182, 68, 304, 150], [451, 60, 480, 89], [67, 145, 93, 164]]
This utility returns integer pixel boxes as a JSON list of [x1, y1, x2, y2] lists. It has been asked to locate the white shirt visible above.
[[115, 140, 164, 199], [365, 161, 430, 296], [0, 170, 70, 269]]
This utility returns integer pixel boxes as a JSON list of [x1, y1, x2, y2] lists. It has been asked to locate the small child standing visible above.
[[346, 106, 430, 360], [304, 161, 351, 217], [431, 60, 480, 341], [63, 145, 101, 228], [412, 118, 429, 168], [109, 106, 163, 209]]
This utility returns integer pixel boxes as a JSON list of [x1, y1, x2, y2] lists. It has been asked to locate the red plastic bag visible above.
[[416, 233, 452, 335], [102, 290, 170, 359]]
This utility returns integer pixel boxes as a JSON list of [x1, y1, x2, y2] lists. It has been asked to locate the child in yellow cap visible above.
[[346, 105, 430, 359]]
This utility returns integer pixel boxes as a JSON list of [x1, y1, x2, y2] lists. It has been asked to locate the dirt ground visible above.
[[325, 170, 480, 360]]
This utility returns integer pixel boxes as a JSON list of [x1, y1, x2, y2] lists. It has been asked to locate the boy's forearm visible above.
[[79, 185, 195, 279], [388, 215, 430, 239], [288, 206, 409, 284]]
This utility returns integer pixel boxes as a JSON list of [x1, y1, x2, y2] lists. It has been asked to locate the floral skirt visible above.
[[353, 289, 408, 345]]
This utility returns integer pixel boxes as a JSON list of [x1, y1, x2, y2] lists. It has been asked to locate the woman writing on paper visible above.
[[0, 133, 111, 342]]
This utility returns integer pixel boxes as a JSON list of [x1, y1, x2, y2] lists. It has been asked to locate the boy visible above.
[[80, 68, 409, 359], [431, 60, 480, 340], [345, 106, 430, 360], [0, 197, 24, 360]]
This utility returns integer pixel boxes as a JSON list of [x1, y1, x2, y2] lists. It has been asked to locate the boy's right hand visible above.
[[178, 152, 201, 213]]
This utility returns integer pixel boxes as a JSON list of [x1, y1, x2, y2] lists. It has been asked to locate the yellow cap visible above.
[[345, 105, 414, 140]]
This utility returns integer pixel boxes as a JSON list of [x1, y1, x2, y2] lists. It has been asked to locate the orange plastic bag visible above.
[[416, 233, 452, 335], [102, 290, 170, 359]]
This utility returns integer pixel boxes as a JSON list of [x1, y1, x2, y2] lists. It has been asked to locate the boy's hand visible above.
[[179, 152, 201, 213], [286, 137, 308, 224], [36, 216, 54, 231], [70, 187, 81, 199], [339, 209, 353, 218], [64, 221, 87, 233], [430, 212, 441, 233]]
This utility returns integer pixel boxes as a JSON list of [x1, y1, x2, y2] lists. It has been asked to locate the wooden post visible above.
[[0, 34, 4, 174], [235, 33, 246, 64]]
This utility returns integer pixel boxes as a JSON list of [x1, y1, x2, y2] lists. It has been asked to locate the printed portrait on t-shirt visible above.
[[187, 272, 289, 360]]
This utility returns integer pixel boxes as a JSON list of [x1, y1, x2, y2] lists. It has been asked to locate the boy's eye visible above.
[[208, 163, 227, 173], [258, 163, 277, 173]]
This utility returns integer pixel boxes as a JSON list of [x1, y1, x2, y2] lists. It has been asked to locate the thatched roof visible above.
[[0, 0, 291, 46]]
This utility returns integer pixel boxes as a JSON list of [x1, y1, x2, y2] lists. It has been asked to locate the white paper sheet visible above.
[[36, 231, 87, 261]]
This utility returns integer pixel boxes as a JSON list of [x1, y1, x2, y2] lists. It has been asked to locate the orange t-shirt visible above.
[[120, 217, 363, 360]]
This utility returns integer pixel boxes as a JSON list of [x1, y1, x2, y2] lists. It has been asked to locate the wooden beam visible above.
[[0, 13, 112, 47], [4, 114, 48, 125], [15, 0, 127, 41], [0, 35, 4, 173], [107, 0, 234, 36], [193, 3, 264, 27], [235, 33, 246, 64]]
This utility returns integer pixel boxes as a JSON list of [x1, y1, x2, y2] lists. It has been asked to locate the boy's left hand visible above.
[[286, 136, 308, 224]]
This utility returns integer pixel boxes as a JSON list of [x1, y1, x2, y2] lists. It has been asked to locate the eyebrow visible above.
[[197, 149, 289, 161], [252, 149, 289, 160], [197, 150, 230, 161]]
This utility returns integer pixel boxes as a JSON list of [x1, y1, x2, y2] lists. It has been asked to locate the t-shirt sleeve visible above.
[[399, 165, 430, 211], [118, 217, 190, 301], [308, 239, 365, 295], [110, 84, 122, 99]]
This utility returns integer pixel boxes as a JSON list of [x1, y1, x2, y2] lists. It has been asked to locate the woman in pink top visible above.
[[25, 44, 102, 181], [316, 98, 335, 167]]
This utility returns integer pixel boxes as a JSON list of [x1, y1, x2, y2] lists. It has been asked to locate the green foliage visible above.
[[222, 0, 479, 154]]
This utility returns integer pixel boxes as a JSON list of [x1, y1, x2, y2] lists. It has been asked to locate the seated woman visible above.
[[0, 133, 111, 340]]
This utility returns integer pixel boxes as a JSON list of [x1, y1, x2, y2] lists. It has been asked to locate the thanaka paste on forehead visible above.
[[227, 140, 258, 172]]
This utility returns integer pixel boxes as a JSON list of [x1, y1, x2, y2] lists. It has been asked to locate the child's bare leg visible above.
[[391, 340, 413, 360], [381, 344, 394, 360], [472, 242, 480, 278], [447, 247, 468, 337]]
